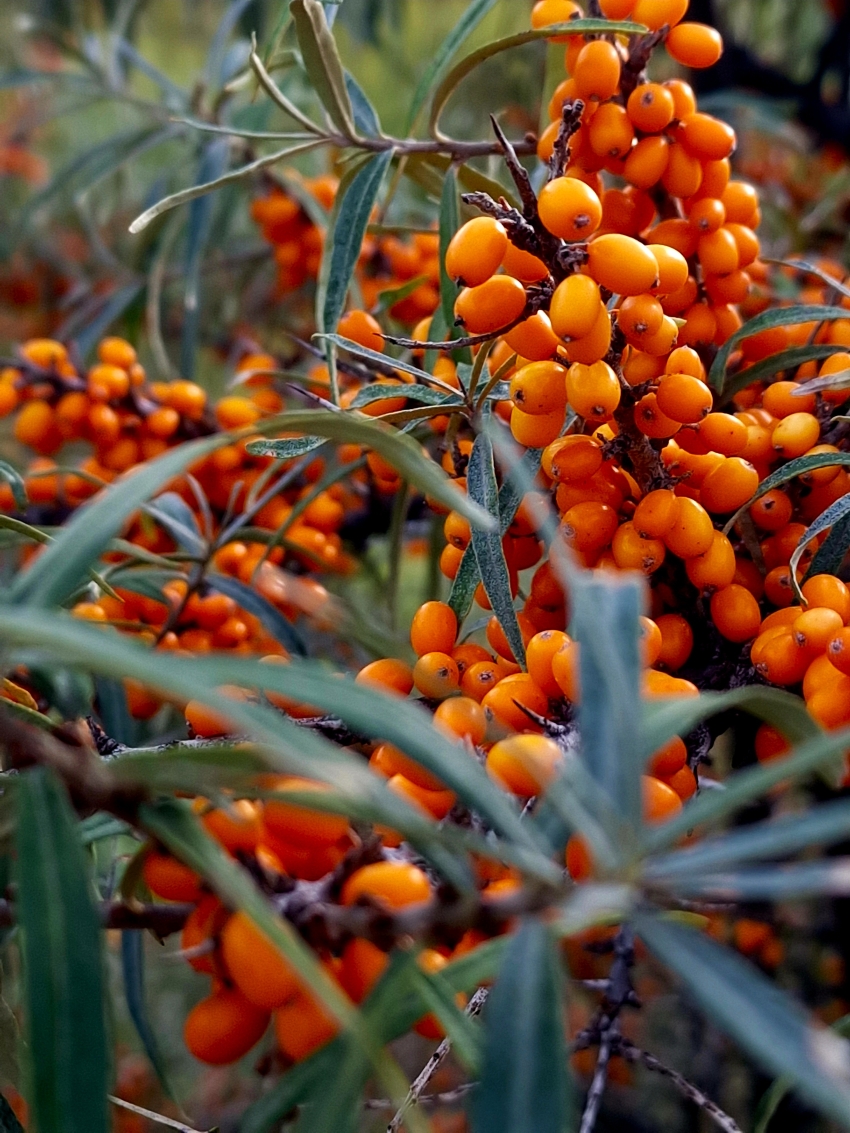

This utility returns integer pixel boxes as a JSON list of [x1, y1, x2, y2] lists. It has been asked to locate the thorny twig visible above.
[[108, 1096, 211, 1133], [579, 1021, 618, 1133], [549, 100, 585, 181], [387, 986, 489, 1133]]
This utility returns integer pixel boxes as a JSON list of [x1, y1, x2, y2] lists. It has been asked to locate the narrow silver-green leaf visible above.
[[15, 767, 109, 1133], [722, 452, 850, 536], [719, 344, 848, 403], [0, 462, 26, 511], [710, 306, 850, 392], [789, 494, 850, 601], [290, 0, 356, 136], [319, 150, 393, 335], [439, 167, 460, 328], [468, 434, 525, 665], [807, 513, 850, 580], [206, 571, 308, 656], [246, 409, 495, 530], [472, 919, 571, 1133], [635, 914, 850, 1128]]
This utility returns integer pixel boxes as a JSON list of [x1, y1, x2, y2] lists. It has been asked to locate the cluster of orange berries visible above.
[[251, 176, 441, 323]]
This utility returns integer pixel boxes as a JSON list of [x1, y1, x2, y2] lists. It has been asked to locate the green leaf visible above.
[[0, 611, 543, 861], [128, 138, 327, 234], [472, 919, 571, 1133], [143, 492, 204, 556], [720, 344, 849, 403], [468, 434, 526, 665], [240, 1041, 345, 1133], [246, 409, 495, 530], [407, 965, 482, 1072], [320, 333, 450, 387], [344, 70, 381, 135], [635, 914, 850, 1128], [572, 573, 643, 827], [789, 494, 850, 602], [8, 433, 227, 609], [429, 20, 645, 137], [181, 139, 230, 379], [639, 686, 819, 765], [15, 767, 109, 1133], [405, 0, 503, 132], [319, 150, 393, 335], [120, 932, 176, 1102], [449, 447, 543, 621], [722, 452, 850, 536], [206, 571, 308, 656], [754, 1015, 850, 1133], [709, 305, 850, 392], [641, 724, 850, 855], [655, 859, 850, 902], [0, 462, 26, 511], [806, 512, 850, 580], [290, 0, 356, 137], [350, 384, 459, 408], [439, 167, 460, 329], [295, 1041, 369, 1133]]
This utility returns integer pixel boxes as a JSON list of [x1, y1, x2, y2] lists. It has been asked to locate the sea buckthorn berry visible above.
[[562, 302, 613, 365], [662, 143, 704, 199], [643, 774, 684, 823], [461, 661, 500, 701], [221, 912, 300, 1010], [87, 363, 130, 401], [700, 457, 759, 514], [794, 607, 844, 652], [455, 275, 527, 334], [549, 274, 603, 340], [339, 938, 388, 1004], [697, 412, 748, 455], [632, 0, 688, 30], [634, 393, 681, 439], [444, 512, 471, 550], [799, 445, 842, 485], [561, 501, 619, 553], [264, 778, 351, 845], [342, 861, 432, 909], [681, 114, 736, 161], [98, 336, 136, 369], [764, 566, 796, 609], [634, 488, 678, 538], [754, 723, 791, 763], [664, 497, 715, 558], [827, 628, 850, 677], [552, 639, 580, 701], [510, 406, 564, 448], [656, 372, 712, 424], [710, 585, 762, 642], [483, 672, 549, 732], [624, 136, 670, 190], [655, 613, 694, 670], [649, 735, 688, 778], [531, 0, 582, 31], [215, 396, 261, 429], [356, 658, 414, 695], [666, 22, 724, 68], [772, 412, 820, 458], [698, 228, 739, 276], [143, 850, 204, 902], [685, 531, 736, 592], [565, 361, 621, 420], [542, 434, 603, 482], [526, 630, 571, 698], [573, 40, 621, 103], [618, 294, 664, 340], [445, 218, 509, 286], [487, 612, 536, 661], [410, 601, 457, 657], [505, 312, 559, 361], [433, 696, 487, 744], [537, 177, 603, 242], [802, 575, 850, 623], [413, 652, 460, 698], [502, 242, 549, 282], [487, 734, 562, 796], [184, 988, 269, 1066], [648, 245, 689, 296], [688, 196, 726, 233], [510, 361, 568, 415], [274, 990, 340, 1062], [627, 83, 675, 132], [371, 742, 445, 791], [586, 234, 659, 295], [167, 380, 207, 419], [197, 798, 261, 852], [599, 0, 635, 13], [612, 522, 666, 574], [588, 103, 635, 158]]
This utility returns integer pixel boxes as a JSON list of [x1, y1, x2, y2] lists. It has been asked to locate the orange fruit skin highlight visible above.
[[184, 987, 269, 1066], [221, 912, 302, 1010]]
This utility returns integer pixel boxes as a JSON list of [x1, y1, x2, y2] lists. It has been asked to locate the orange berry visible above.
[[526, 630, 571, 698], [754, 723, 791, 763], [433, 696, 487, 744], [410, 601, 457, 657], [666, 22, 724, 68], [649, 735, 688, 778], [633, 488, 678, 538], [643, 774, 684, 823], [632, 0, 688, 29], [685, 530, 736, 592], [561, 501, 619, 553], [772, 412, 820, 458], [263, 777, 350, 845], [356, 658, 414, 696], [710, 584, 762, 642], [793, 606, 843, 652], [338, 309, 384, 351], [504, 312, 560, 361], [618, 294, 664, 340], [215, 396, 261, 429], [656, 372, 712, 424], [221, 912, 301, 1010], [750, 490, 793, 532], [482, 672, 549, 731], [700, 457, 759, 514], [413, 652, 460, 698], [551, 639, 581, 701], [612, 521, 666, 574], [586, 234, 659, 295], [655, 613, 695, 670], [802, 575, 850, 622], [339, 938, 388, 1004], [565, 360, 621, 420], [342, 861, 432, 909], [827, 628, 850, 677], [663, 497, 715, 558], [142, 850, 204, 902], [510, 361, 569, 416], [274, 989, 339, 1062], [549, 274, 603, 341], [537, 177, 603, 242], [184, 988, 269, 1066], [455, 276, 527, 334], [445, 218, 509, 286], [487, 734, 562, 796], [573, 40, 621, 103]]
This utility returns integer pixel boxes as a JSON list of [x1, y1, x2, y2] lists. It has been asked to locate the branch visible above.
[[613, 1038, 744, 1133], [579, 1023, 616, 1133], [387, 986, 488, 1133], [109, 1096, 211, 1133], [0, 898, 191, 935]]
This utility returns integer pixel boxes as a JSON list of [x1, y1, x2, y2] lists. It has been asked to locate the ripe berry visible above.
[[573, 40, 621, 103], [586, 234, 659, 295], [487, 734, 562, 796], [445, 218, 509, 286], [666, 22, 724, 68], [455, 276, 527, 334], [549, 274, 603, 340], [537, 177, 603, 242], [184, 988, 269, 1066], [627, 83, 675, 132]]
